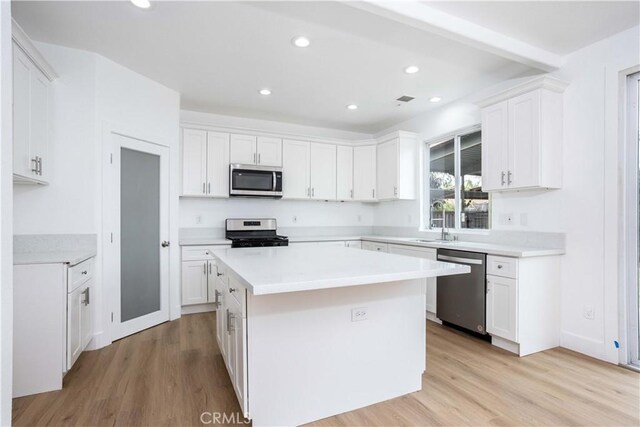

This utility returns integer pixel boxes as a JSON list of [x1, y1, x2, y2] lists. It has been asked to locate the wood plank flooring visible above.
[[13, 313, 640, 426]]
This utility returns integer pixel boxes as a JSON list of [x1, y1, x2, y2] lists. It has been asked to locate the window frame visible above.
[[421, 124, 491, 232]]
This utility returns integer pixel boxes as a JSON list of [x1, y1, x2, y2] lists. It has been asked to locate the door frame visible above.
[[622, 70, 640, 367], [101, 122, 177, 344]]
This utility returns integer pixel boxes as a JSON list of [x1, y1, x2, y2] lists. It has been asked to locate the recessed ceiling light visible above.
[[429, 96, 442, 103], [292, 36, 311, 48], [259, 89, 272, 96], [131, 0, 151, 9], [404, 65, 419, 74], [346, 104, 358, 110]]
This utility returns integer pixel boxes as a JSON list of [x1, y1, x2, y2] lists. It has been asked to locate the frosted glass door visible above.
[[121, 148, 161, 322]]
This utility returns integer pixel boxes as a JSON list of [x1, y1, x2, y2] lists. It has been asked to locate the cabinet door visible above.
[[214, 272, 226, 357], [282, 139, 310, 199], [181, 261, 208, 306], [80, 281, 93, 350], [13, 46, 34, 179], [310, 143, 336, 200], [30, 69, 50, 182], [481, 101, 509, 191], [508, 91, 540, 189], [336, 145, 354, 200], [67, 285, 83, 370], [376, 139, 398, 200], [207, 261, 216, 303], [256, 136, 282, 166], [182, 129, 208, 196], [206, 132, 230, 197], [345, 240, 362, 249], [486, 275, 518, 342], [353, 145, 376, 201], [229, 297, 248, 417], [230, 134, 257, 165]]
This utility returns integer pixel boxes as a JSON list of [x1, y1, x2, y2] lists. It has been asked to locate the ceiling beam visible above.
[[345, 1, 562, 72]]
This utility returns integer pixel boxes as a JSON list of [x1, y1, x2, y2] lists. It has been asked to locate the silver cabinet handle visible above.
[[372, 189, 375, 198], [31, 157, 38, 174], [228, 312, 236, 333], [82, 288, 90, 306], [307, 187, 310, 197], [207, 182, 211, 194], [253, 152, 256, 164], [202, 182, 206, 194], [258, 153, 261, 164], [204, 262, 207, 275], [350, 189, 353, 199], [501, 171, 506, 186], [312, 187, 315, 197], [437, 254, 483, 265], [394, 186, 397, 196], [226, 309, 231, 333], [507, 170, 513, 185], [214, 290, 221, 308], [208, 262, 212, 275], [38, 157, 42, 175]]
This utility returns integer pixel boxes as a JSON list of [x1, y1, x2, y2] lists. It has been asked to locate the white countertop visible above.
[[180, 234, 564, 258], [13, 250, 96, 266], [212, 245, 470, 295]]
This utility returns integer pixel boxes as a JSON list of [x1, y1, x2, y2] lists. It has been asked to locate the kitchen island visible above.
[[211, 245, 469, 426]]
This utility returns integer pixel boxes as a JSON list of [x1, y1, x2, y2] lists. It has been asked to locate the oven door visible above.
[[229, 164, 283, 197]]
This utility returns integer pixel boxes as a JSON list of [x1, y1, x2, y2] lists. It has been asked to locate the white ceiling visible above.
[[426, 1, 639, 55], [11, 1, 636, 133]]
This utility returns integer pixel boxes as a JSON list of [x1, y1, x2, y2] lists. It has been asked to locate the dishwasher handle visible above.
[[437, 254, 483, 265]]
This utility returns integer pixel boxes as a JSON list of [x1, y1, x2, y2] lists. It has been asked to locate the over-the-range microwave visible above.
[[229, 164, 283, 198]]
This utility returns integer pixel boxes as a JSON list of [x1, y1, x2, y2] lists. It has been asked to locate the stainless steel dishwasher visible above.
[[436, 248, 487, 334]]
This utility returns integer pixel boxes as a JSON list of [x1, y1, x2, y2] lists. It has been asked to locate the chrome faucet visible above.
[[431, 200, 449, 241]]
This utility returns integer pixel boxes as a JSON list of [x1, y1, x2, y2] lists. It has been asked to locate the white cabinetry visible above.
[[12, 41, 54, 184], [479, 76, 566, 192], [336, 145, 354, 200], [353, 145, 376, 201], [182, 129, 230, 197], [214, 264, 249, 417], [376, 133, 417, 200], [387, 244, 437, 317], [310, 143, 336, 200], [282, 139, 310, 199], [230, 134, 282, 166], [485, 254, 559, 356], [181, 246, 230, 308], [361, 241, 388, 252]]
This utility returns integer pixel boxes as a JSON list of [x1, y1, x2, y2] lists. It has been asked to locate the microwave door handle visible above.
[[272, 171, 277, 191]]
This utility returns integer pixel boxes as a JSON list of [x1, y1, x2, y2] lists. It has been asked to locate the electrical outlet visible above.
[[583, 305, 595, 320], [351, 307, 368, 322], [499, 214, 514, 225], [195, 215, 202, 225], [357, 214, 362, 223], [292, 215, 298, 223]]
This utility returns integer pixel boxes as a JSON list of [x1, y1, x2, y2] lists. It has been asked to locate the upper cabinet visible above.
[[309, 143, 336, 200], [336, 145, 354, 201], [230, 134, 282, 167], [282, 139, 310, 199], [376, 132, 417, 201], [182, 129, 229, 197], [353, 145, 377, 201], [478, 76, 567, 192], [12, 20, 57, 185]]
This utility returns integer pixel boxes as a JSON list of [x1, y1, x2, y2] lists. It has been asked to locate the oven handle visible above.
[[437, 254, 483, 265]]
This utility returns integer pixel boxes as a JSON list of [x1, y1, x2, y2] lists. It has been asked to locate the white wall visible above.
[[373, 25, 640, 363], [12, 42, 181, 348], [0, 2, 13, 424], [179, 110, 376, 232]]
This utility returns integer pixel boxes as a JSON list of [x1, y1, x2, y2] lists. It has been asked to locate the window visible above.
[[424, 127, 490, 230]]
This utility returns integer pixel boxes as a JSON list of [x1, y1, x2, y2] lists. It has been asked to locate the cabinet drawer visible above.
[[68, 258, 94, 292], [181, 245, 230, 261], [487, 256, 518, 279], [362, 241, 388, 252]]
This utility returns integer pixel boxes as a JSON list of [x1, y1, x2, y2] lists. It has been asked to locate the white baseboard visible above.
[[85, 331, 109, 351], [560, 331, 613, 362], [491, 336, 520, 355], [426, 311, 442, 324], [181, 303, 216, 315]]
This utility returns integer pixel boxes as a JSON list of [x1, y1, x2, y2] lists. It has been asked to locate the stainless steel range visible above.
[[225, 218, 289, 248]]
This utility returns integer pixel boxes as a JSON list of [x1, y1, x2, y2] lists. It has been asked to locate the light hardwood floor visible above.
[[13, 313, 640, 426]]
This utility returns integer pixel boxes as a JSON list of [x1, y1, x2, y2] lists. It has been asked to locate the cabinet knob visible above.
[[229, 287, 236, 293], [81, 270, 88, 275], [161, 241, 170, 248], [497, 265, 503, 269]]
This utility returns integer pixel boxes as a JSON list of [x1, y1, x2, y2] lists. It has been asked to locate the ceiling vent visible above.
[[396, 95, 415, 103]]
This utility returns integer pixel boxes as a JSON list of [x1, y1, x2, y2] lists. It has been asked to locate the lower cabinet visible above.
[[66, 258, 94, 371], [486, 275, 518, 342], [181, 245, 230, 308], [215, 263, 249, 418], [361, 241, 388, 252]]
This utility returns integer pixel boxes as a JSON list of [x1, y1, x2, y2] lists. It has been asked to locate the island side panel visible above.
[[247, 278, 426, 426]]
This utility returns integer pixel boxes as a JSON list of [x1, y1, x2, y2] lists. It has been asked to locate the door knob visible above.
[[161, 241, 170, 247]]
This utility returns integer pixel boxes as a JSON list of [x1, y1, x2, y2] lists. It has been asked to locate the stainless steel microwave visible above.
[[229, 164, 283, 198]]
